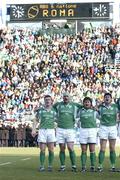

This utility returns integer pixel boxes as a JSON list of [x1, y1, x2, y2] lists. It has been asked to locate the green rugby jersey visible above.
[[36, 107, 56, 129], [98, 103, 118, 126], [53, 102, 79, 129], [79, 108, 97, 128]]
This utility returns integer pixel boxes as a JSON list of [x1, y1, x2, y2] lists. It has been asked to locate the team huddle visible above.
[[32, 93, 120, 172]]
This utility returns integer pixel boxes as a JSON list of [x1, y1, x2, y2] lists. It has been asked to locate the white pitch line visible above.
[[0, 158, 31, 166], [21, 158, 31, 161], [0, 162, 12, 166]]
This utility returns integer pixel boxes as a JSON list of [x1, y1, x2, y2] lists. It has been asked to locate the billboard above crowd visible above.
[[10, 3, 110, 21]]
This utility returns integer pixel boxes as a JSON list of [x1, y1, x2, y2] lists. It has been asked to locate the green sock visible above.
[[98, 151, 105, 166], [48, 151, 54, 167], [59, 151, 65, 166], [90, 152, 96, 167], [110, 151, 116, 167], [40, 151, 45, 167], [69, 150, 76, 166], [81, 152, 87, 167]]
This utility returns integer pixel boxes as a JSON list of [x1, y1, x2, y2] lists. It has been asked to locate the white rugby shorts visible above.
[[37, 129, 56, 143], [79, 128, 97, 144], [98, 125, 117, 140], [56, 128, 75, 144]]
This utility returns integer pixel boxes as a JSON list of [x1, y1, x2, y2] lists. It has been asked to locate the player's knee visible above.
[[67, 146, 74, 152], [48, 147, 54, 152], [60, 146, 65, 152], [40, 149, 46, 153]]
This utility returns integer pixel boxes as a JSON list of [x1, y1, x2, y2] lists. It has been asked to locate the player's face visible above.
[[83, 100, 92, 109], [63, 95, 70, 104], [104, 95, 112, 105], [44, 97, 52, 107]]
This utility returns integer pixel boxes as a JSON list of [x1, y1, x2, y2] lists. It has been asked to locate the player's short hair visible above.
[[44, 95, 52, 99], [104, 92, 112, 98], [63, 92, 70, 97]]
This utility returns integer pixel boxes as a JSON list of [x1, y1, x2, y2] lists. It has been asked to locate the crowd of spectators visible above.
[[0, 122, 37, 147], [0, 24, 120, 131]]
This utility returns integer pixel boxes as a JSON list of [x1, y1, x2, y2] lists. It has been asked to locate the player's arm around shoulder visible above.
[[53, 102, 60, 111], [73, 102, 83, 109], [111, 103, 120, 122], [73, 102, 81, 128]]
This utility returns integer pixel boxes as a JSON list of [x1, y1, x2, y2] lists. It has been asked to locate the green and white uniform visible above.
[[116, 98, 120, 137], [36, 107, 56, 143], [53, 102, 80, 143], [98, 103, 118, 140], [79, 108, 98, 144]]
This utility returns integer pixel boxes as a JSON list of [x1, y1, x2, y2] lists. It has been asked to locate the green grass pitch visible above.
[[0, 146, 120, 180]]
